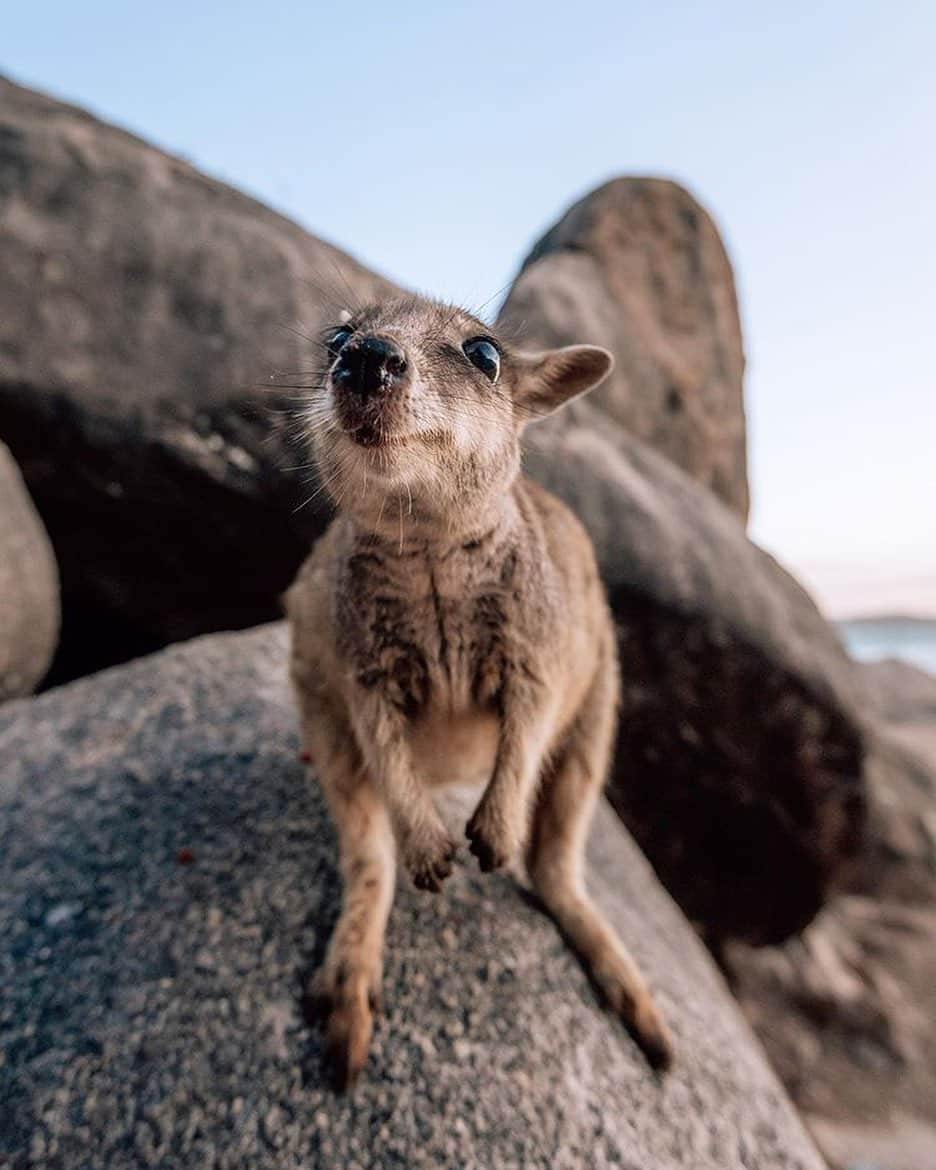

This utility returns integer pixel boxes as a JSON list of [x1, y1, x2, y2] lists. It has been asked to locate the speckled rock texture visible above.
[[0, 624, 825, 1170], [498, 176, 749, 519], [0, 440, 59, 701]]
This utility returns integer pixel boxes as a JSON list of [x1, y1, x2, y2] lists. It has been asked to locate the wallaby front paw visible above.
[[465, 803, 518, 873], [403, 827, 457, 893]]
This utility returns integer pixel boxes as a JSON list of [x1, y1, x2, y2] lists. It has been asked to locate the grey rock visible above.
[[727, 664, 936, 1170], [728, 888, 936, 1170], [0, 440, 59, 700], [0, 623, 824, 1170], [499, 177, 749, 518], [509, 394, 865, 943], [861, 727, 936, 902], [859, 656, 936, 726], [495, 195, 864, 942], [0, 74, 396, 683]]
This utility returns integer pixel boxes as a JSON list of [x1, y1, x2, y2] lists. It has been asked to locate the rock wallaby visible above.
[[286, 295, 673, 1088]]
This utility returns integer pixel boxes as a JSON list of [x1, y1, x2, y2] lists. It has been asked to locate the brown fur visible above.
[[286, 295, 672, 1087]]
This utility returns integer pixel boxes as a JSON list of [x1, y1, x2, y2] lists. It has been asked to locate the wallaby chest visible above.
[[335, 535, 527, 720]]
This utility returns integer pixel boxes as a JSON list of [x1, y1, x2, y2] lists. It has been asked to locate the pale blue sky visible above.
[[4, 1, 934, 615]]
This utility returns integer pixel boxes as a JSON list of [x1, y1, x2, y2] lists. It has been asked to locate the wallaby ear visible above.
[[512, 345, 614, 422]]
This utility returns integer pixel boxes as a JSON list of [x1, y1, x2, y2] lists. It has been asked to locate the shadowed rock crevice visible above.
[[521, 411, 866, 943], [0, 380, 316, 683], [609, 590, 865, 942]]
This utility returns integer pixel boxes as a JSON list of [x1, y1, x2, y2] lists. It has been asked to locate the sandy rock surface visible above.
[[0, 623, 824, 1170]]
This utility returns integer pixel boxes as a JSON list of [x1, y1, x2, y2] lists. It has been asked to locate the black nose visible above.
[[334, 335, 407, 397]]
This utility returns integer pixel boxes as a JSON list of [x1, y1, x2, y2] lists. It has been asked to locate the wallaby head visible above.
[[303, 294, 613, 538]]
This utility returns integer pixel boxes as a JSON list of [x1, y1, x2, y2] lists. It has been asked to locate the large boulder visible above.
[[0, 440, 59, 700], [496, 199, 865, 943], [506, 400, 865, 944], [728, 894, 936, 1170], [499, 177, 749, 519], [726, 663, 936, 1170], [0, 74, 395, 684], [0, 624, 826, 1170]]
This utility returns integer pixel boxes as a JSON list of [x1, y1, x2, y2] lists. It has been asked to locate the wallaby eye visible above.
[[326, 326, 354, 357], [462, 337, 501, 384]]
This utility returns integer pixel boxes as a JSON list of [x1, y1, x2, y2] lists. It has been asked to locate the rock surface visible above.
[[0, 440, 59, 701], [860, 657, 936, 725], [729, 895, 936, 1170], [499, 177, 749, 519], [495, 195, 864, 942], [0, 623, 825, 1170], [511, 401, 864, 943], [0, 74, 395, 683], [727, 661, 936, 1170]]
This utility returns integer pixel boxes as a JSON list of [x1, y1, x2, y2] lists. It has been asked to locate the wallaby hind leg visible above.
[[299, 701, 396, 1091], [526, 639, 674, 1071]]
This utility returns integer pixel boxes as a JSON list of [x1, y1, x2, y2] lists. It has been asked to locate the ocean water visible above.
[[837, 619, 936, 676]]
